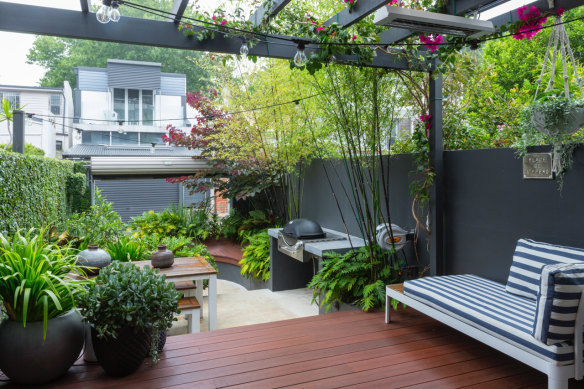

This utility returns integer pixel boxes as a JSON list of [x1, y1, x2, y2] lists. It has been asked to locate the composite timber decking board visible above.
[[0, 308, 555, 388]]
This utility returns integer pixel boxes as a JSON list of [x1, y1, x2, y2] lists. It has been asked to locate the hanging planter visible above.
[[529, 98, 584, 136]]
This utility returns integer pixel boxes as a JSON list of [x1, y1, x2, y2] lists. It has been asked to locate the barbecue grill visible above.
[[277, 219, 347, 262]]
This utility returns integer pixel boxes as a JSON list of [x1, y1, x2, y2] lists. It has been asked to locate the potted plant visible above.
[[76, 261, 181, 377], [0, 229, 87, 385]]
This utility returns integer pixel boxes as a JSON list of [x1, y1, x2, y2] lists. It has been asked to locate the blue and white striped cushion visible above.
[[405, 274, 577, 365], [533, 264, 584, 345], [506, 239, 584, 300]]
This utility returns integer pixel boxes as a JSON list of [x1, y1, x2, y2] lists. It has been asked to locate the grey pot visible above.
[[532, 106, 584, 136], [151, 244, 174, 268], [78, 245, 111, 275], [0, 310, 84, 385]]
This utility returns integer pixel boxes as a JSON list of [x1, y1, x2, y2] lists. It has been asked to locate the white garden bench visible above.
[[386, 239, 584, 389]]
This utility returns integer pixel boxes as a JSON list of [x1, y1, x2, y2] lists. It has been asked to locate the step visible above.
[[178, 296, 200, 311]]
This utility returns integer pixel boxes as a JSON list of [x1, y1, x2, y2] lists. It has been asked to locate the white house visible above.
[[0, 83, 73, 157]]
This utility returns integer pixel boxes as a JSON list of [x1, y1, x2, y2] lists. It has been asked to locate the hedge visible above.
[[0, 151, 89, 233]]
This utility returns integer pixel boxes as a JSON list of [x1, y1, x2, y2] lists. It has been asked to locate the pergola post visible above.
[[12, 110, 25, 154], [428, 70, 444, 276]]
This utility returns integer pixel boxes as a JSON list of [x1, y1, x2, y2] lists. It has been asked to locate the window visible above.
[[140, 132, 165, 145], [50, 95, 61, 115], [112, 131, 138, 145], [82, 131, 110, 145], [112, 89, 155, 125], [1, 92, 20, 111], [56, 140, 63, 152]]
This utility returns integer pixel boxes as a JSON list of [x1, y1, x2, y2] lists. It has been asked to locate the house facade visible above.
[[0, 84, 73, 157], [70, 59, 190, 149]]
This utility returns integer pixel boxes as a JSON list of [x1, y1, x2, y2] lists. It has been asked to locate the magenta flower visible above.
[[419, 34, 443, 52], [388, 0, 398, 4], [316, 26, 324, 33], [556, 7, 565, 16], [352, 35, 357, 40], [513, 5, 547, 40], [221, 20, 226, 25]]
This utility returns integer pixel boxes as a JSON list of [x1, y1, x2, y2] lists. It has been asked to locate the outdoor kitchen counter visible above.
[[267, 228, 366, 257]]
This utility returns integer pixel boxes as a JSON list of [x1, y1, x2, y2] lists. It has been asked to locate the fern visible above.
[[239, 230, 271, 282]]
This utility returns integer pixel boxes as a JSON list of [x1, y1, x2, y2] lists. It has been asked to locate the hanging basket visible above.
[[531, 105, 584, 136]]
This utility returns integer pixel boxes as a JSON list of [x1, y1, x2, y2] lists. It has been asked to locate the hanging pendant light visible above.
[[240, 38, 249, 57], [294, 42, 307, 67], [108, 1, 121, 23], [96, 1, 111, 24]]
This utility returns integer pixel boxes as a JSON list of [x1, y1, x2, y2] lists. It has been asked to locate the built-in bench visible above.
[[386, 239, 584, 389]]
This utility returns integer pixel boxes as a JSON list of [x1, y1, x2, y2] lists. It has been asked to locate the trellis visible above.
[[0, 0, 580, 274]]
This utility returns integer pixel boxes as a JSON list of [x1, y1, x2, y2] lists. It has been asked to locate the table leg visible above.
[[195, 280, 203, 320], [208, 275, 217, 331]]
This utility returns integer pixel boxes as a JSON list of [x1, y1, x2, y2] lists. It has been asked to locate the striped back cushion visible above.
[[533, 263, 584, 345], [506, 239, 584, 300]]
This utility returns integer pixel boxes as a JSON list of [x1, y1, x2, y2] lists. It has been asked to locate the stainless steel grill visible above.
[[277, 219, 347, 262]]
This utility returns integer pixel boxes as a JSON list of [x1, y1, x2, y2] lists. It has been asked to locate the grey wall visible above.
[[300, 147, 584, 283], [443, 147, 584, 283], [76, 68, 108, 92]]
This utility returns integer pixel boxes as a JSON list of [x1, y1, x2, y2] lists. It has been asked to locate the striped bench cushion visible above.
[[506, 239, 584, 300], [533, 264, 584, 345], [404, 274, 576, 365]]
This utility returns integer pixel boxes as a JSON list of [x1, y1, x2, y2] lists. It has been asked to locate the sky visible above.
[[0, 0, 530, 87]]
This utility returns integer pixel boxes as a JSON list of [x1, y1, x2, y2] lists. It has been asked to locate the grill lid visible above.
[[283, 218, 325, 239]]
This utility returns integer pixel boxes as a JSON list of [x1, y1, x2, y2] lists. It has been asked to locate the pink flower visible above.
[[388, 0, 398, 4], [419, 34, 443, 52], [316, 26, 324, 33], [556, 8, 565, 16], [352, 35, 357, 40], [221, 20, 226, 25], [513, 6, 547, 40], [212, 15, 216, 20]]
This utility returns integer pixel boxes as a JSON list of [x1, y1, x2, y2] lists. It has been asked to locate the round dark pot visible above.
[[91, 326, 151, 377], [149, 329, 167, 356], [151, 244, 174, 268], [0, 310, 84, 385], [77, 245, 111, 275]]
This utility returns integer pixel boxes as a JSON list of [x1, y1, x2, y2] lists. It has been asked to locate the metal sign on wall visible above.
[[523, 152, 554, 179]]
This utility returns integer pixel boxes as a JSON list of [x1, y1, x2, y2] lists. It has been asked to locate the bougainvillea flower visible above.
[[316, 26, 324, 32], [419, 34, 443, 52], [513, 5, 547, 40]]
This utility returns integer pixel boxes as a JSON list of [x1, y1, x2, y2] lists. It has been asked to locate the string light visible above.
[[96, 0, 122, 24], [240, 39, 249, 57], [293, 42, 307, 67]]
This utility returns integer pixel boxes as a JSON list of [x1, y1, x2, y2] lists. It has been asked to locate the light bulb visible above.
[[294, 47, 307, 67], [330, 55, 337, 63], [208, 120, 215, 129], [108, 6, 121, 22], [96, 5, 110, 24], [240, 42, 249, 57]]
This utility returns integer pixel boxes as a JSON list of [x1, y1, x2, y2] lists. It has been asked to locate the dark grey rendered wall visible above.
[[443, 147, 584, 283], [300, 154, 429, 272], [300, 147, 584, 284]]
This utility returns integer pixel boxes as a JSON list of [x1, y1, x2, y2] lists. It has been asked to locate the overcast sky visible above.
[[0, 0, 529, 86], [0, 0, 224, 86]]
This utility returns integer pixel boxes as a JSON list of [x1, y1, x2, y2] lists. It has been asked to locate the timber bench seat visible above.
[[178, 296, 201, 334], [386, 239, 584, 389]]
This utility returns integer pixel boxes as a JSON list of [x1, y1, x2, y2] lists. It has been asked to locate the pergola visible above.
[[0, 0, 580, 275]]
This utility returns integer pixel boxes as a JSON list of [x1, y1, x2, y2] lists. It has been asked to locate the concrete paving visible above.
[[167, 279, 319, 336]]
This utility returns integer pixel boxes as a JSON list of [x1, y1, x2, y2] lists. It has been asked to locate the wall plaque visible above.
[[523, 152, 553, 179]]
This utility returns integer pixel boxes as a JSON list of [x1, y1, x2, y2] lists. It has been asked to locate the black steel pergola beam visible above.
[[445, 0, 498, 16], [325, 0, 388, 28], [488, 0, 581, 27], [249, 0, 293, 26], [0, 2, 422, 71], [80, 0, 90, 14], [168, 0, 189, 24]]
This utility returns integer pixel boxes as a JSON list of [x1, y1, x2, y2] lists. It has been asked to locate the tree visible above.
[[26, 0, 215, 92], [0, 97, 24, 151]]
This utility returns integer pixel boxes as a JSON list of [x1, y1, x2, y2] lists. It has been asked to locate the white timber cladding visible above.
[[90, 156, 210, 176], [0, 85, 72, 157]]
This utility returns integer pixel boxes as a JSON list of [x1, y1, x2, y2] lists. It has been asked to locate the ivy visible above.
[[0, 151, 88, 234]]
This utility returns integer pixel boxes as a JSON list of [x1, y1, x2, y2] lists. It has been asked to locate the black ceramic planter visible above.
[[0, 310, 84, 385], [91, 326, 151, 377]]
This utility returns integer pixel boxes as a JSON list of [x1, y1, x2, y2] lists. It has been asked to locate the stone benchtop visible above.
[[268, 227, 366, 257]]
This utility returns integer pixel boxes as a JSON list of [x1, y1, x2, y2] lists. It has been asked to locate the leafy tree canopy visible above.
[[27, 0, 215, 92]]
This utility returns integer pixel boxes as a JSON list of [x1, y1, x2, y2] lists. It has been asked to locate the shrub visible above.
[[106, 235, 145, 262], [0, 229, 88, 338], [0, 143, 45, 157], [66, 173, 91, 214], [76, 262, 181, 362], [239, 230, 271, 282], [308, 245, 404, 312], [0, 150, 87, 234], [65, 189, 125, 247]]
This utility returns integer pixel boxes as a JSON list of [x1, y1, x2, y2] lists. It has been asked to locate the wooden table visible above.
[[133, 257, 218, 331]]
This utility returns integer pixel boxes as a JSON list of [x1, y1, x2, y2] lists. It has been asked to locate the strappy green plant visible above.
[[0, 229, 88, 338]]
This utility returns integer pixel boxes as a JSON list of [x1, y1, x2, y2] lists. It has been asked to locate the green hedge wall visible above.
[[0, 151, 89, 233]]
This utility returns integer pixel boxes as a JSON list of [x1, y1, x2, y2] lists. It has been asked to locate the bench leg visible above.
[[195, 280, 204, 320], [548, 373, 568, 389], [385, 294, 391, 324]]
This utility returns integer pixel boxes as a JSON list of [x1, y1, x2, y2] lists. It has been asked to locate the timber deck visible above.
[[0, 308, 553, 388]]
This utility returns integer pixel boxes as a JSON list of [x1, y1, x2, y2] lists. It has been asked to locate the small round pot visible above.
[[151, 244, 174, 268], [77, 245, 111, 275], [0, 310, 84, 385], [91, 326, 151, 377]]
